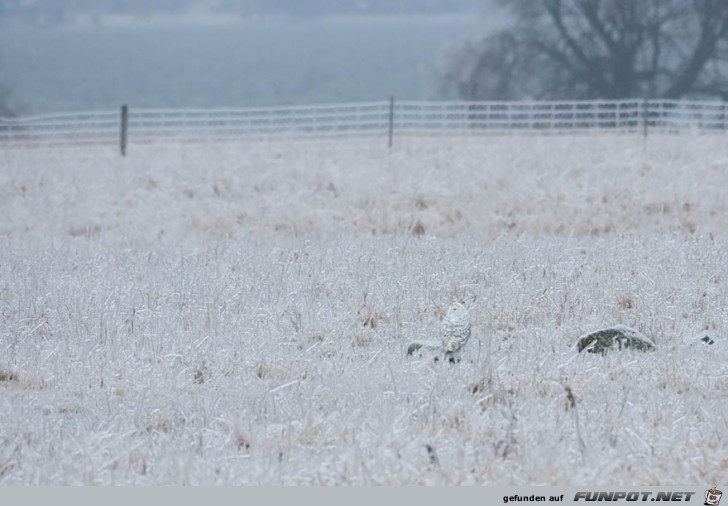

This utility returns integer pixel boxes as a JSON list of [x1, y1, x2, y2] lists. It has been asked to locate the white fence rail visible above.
[[1, 100, 727, 150]]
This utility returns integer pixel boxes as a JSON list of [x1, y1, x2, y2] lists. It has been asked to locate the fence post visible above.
[[642, 98, 649, 138], [388, 96, 394, 149], [120, 105, 128, 156]]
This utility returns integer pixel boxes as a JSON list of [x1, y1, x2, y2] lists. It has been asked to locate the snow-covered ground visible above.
[[0, 135, 726, 484]]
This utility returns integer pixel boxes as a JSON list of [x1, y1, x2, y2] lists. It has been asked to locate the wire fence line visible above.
[[1, 99, 727, 151]]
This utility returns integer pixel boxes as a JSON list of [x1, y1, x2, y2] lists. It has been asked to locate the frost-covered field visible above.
[[0, 135, 727, 485]]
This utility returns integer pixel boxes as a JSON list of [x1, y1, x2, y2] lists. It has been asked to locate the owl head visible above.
[[446, 302, 469, 319]]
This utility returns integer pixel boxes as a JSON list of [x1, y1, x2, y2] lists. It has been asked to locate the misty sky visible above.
[[0, 1, 488, 26], [0, 1, 499, 114]]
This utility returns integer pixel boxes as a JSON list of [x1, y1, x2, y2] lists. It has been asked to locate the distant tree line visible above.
[[0, 57, 17, 117], [215, 0, 485, 17], [0, 0, 193, 26], [0, 83, 14, 117]]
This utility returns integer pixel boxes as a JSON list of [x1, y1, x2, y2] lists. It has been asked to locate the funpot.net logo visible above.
[[705, 488, 722, 506], [573, 491, 697, 502]]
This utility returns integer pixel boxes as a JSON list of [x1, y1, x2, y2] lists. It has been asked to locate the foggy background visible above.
[[0, 0, 500, 114]]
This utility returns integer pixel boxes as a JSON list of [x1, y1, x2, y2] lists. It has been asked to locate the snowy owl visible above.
[[441, 302, 471, 362]]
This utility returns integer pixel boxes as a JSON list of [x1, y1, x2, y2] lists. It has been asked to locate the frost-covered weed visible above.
[[0, 135, 726, 484]]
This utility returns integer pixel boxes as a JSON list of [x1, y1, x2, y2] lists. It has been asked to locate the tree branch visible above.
[[664, 1, 728, 97]]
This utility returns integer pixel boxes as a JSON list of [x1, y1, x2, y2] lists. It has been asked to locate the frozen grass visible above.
[[0, 135, 727, 484]]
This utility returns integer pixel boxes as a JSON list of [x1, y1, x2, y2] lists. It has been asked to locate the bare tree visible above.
[[443, 0, 728, 100]]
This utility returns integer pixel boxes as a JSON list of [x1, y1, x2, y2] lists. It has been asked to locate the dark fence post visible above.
[[642, 98, 649, 138], [120, 105, 128, 156], [388, 96, 394, 149]]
